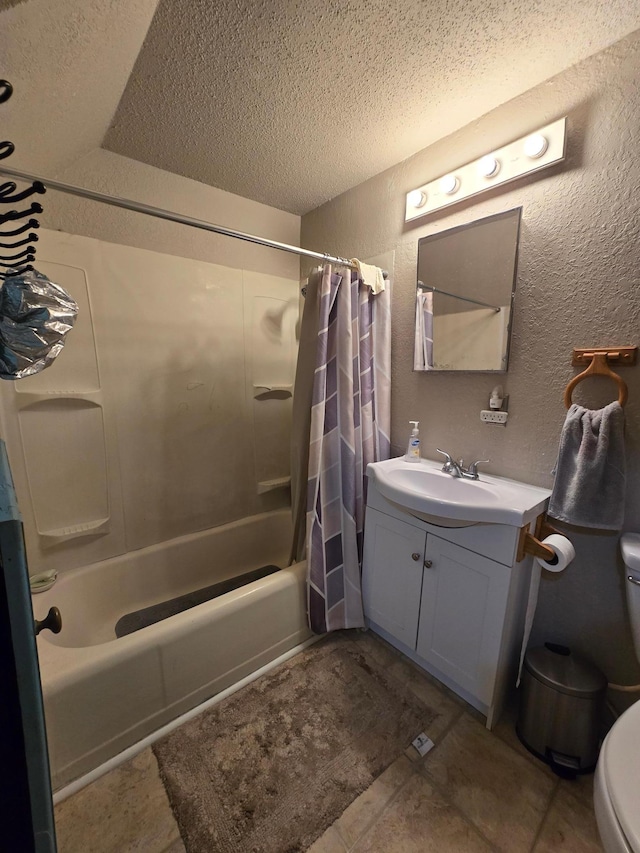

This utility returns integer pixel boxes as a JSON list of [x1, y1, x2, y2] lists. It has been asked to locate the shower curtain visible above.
[[414, 288, 434, 370], [302, 263, 391, 633]]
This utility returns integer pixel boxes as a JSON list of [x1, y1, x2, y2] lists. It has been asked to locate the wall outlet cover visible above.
[[480, 410, 508, 424]]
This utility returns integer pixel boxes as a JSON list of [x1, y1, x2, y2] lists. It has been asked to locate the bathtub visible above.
[[32, 509, 311, 791]]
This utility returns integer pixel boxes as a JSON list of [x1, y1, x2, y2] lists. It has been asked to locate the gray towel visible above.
[[548, 401, 626, 529]]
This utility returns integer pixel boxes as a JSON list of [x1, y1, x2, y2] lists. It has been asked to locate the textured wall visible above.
[[41, 148, 301, 280], [302, 32, 640, 686]]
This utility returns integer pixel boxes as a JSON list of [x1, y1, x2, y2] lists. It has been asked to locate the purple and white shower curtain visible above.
[[306, 264, 391, 633]]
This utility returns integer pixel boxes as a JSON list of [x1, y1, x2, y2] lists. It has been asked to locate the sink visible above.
[[367, 457, 550, 527]]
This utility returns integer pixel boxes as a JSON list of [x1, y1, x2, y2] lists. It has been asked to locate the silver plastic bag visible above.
[[0, 268, 78, 379]]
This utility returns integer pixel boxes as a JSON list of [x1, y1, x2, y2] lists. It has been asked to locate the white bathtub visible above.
[[33, 509, 310, 791]]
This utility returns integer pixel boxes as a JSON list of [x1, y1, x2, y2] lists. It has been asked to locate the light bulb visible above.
[[524, 133, 548, 159], [407, 189, 427, 208], [440, 174, 459, 195], [478, 155, 500, 178]]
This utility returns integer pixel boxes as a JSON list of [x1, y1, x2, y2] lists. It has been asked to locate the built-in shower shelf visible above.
[[14, 389, 102, 409], [38, 516, 110, 545], [252, 384, 292, 398], [257, 476, 291, 495]]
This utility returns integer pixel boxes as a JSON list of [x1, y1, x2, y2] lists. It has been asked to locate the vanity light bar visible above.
[[405, 117, 567, 221]]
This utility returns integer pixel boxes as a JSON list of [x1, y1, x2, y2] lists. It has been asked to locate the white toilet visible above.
[[594, 533, 640, 852]]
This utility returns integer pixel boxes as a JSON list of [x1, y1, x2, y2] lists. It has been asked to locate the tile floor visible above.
[[54, 631, 604, 853]]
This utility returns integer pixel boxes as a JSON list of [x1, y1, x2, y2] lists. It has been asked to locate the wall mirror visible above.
[[414, 207, 522, 372]]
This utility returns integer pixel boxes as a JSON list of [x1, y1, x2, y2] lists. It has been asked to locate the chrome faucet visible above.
[[436, 449, 463, 477], [436, 449, 490, 480]]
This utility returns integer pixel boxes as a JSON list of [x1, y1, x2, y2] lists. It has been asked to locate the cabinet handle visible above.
[[424, 560, 433, 568], [411, 552, 421, 561]]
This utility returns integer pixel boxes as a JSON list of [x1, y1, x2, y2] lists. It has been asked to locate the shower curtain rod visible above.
[[0, 164, 359, 269], [417, 280, 501, 313]]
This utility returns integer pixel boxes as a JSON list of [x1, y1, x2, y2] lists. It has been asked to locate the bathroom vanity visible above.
[[362, 457, 551, 729]]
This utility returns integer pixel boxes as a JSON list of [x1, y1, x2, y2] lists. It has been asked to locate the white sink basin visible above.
[[367, 457, 550, 527]]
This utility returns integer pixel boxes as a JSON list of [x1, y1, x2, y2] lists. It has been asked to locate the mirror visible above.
[[414, 207, 521, 372]]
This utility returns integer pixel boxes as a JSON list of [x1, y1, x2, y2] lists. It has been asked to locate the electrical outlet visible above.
[[480, 410, 508, 424]]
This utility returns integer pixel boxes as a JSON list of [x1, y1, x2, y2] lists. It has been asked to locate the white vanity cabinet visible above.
[[417, 535, 511, 707], [362, 509, 425, 649], [362, 484, 536, 729]]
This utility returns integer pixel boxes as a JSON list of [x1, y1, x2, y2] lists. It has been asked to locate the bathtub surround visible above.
[[301, 30, 640, 687], [152, 632, 443, 853], [306, 266, 391, 632], [0, 230, 299, 579], [548, 402, 626, 529]]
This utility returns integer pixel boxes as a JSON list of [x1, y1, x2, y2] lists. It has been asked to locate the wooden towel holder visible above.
[[563, 346, 637, 409], [517, 346, 639, 563], [517, 515, 558, 563]]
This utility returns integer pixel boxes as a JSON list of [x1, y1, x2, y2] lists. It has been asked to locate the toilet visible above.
[[594, 533, 640, 852]]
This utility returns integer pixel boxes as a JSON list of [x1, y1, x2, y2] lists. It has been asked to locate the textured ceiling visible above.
[[104, 0, 640, 214], [0, 0, 158, 174]]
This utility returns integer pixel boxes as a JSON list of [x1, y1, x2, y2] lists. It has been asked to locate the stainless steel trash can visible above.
[[516, 643, 607, 776]]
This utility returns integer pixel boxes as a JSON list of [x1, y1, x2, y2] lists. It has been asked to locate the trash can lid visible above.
[[524, 643, 607, 698]]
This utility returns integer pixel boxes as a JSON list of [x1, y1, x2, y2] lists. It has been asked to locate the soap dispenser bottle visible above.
[[405, 421, 421, 462]]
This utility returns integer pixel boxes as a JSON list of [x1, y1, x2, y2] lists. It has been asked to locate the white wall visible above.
[[0, 229, 299, 576]]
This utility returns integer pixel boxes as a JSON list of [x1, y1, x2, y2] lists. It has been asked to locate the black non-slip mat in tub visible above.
[[114, 564, 281, 638]]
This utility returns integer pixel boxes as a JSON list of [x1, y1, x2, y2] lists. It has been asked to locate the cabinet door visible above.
[[362, 509, 426, 649], [416, 536, 510, 704]]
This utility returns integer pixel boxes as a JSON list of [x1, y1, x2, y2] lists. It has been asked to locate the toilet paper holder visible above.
[[517, 515, 558, 563]]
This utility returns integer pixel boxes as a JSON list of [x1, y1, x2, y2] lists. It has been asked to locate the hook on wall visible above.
[[0, 180, 46, 204], [0, 233, 39, 249], [0, 202, 44, 225], [0, 141, 16, 161], [0, 79, 45, 279], [0, 218, 40, 237], [0, 249, 37, 265], [0, 80, 13, 104]]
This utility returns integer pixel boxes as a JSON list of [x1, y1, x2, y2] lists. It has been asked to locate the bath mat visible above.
[[115, 565, 280, 638], [153, 634, 437, 853]]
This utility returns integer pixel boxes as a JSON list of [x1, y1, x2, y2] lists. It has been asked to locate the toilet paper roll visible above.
[[534, 533, 576, 573], [516, 534, 575, 686]]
